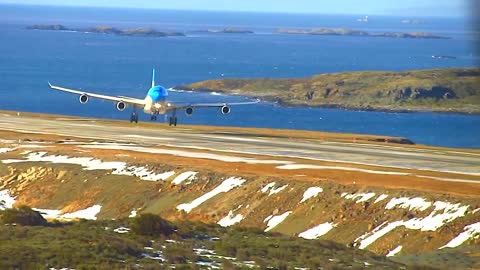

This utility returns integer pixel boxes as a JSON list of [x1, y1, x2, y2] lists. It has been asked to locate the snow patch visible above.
[[261, 182, 276, 193], [265, 211, 292, 232], [217, 210, 244, 227], [60, 205, 102, 220], [299, 187, 323, 203], [0, 190, 16, 210], [2, 152, 174, 181], [355, 201, 470, 249], [113, 227, 131, 234], [260, 182, 288, 196], [35, 205, 102, 220], [355, 221, 403, 249], [374, 194, 389, 203], [387, 245, 402, 257], [0, 148, 14, 154], [385, 197, 432, 211], [342, 192, 376, 203], [129, 210, 138, 218], [172, 171, 197, 185], [176, 177, 246, 213], [440, 222, 480, 248], [269, 184, 288, 196], [298, 222, 337, 239]]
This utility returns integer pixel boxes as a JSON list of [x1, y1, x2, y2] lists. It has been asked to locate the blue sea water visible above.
[[0, 5, 479, 148]]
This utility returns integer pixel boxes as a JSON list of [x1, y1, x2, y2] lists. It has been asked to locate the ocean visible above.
[[0, 5, 479, 148]]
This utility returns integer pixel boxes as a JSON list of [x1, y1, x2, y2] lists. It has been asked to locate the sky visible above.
[[0, 0, 471, 17]]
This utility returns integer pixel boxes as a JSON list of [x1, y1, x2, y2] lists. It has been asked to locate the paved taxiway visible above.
[[0, 113, 479, 177]]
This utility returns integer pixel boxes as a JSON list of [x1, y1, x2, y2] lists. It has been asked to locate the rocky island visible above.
[[176, 68, 480, 114], [26, 24, 184, 37], [277, 27, 449, 39]]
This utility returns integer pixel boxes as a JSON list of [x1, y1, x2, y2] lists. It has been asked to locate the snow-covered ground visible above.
[[298, 222, 337, 239], [355, 200, 471, 249], [171, 171, 197, 185], [341, 192, 376, 203], [129, 210, 138, 218], [440, 222, 480, 248], [261, 182, 276, 193], [386, 245, 402, 257], [385, 197, 432, 211], [0, 148, 14, 153], [260, 182, 289, 196], [2, 151, 175, 181], [177, 177, 246, 213], [264, 211, 292, 232], [374, 194, 389, 203], [299, 187, 323, 203], [217, 210, 244, 227], [34, 205, 102, 220], [0, 189, 16, 210]]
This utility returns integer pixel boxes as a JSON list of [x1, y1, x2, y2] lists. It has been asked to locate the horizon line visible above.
[[0, 3, 466, 18]]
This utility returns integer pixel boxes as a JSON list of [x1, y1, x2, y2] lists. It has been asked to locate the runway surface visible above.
[[0, 113, 479, 176]]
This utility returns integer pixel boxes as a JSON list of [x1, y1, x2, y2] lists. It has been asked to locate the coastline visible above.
[[174, 87, 480, 116], [177, 68, 480, 116]]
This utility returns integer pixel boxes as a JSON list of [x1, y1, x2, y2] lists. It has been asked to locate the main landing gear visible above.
[[130, 106, 138, 123], [168, 109, 177, 126], [150, 112, 159, 121]]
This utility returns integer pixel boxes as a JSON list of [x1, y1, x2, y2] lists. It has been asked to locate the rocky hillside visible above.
[[1, 134, 479, 269], [178, 68, 480, 114]]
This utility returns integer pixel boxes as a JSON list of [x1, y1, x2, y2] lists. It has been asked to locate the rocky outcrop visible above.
[[26, 24, 184, 37], [277, 27, 449, 39], [395, 86, 456, 101]]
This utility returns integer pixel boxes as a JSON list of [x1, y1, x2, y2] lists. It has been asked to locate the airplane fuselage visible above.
[[143, 85, 170, 114]]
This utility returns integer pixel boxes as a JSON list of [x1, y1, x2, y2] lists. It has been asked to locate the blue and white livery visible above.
[[48, 69, 258, 125]]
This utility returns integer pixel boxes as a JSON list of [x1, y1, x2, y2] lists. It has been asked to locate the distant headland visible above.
[[277, 28, 449, 39], [176, 68, 480, 114], [26, 24, 185, 37]]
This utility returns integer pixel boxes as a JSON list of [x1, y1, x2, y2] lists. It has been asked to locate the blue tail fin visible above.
[[151, 69, 155, 88]]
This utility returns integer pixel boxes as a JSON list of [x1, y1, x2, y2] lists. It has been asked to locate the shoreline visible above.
[[174, 87, 480, 116]]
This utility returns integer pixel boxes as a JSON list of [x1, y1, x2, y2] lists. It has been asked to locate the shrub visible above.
[[0, 205, 47, 226], [130, 213, 174, 236]]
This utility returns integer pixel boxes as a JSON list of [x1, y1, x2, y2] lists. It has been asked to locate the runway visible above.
[[0, 112, 479, 177]]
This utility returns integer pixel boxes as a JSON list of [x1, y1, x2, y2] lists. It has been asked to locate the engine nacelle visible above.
[[79, 94, 89, 104], [185, 107, 194, 116], [116, 101, 127, 111], [221, 105, 231, 115]]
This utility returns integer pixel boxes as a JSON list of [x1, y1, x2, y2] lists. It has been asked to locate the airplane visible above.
[[48, 69, 258, 125]]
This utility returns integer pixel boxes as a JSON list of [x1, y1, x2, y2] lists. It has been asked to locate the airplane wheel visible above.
[[168, 117, 172, 126], [173, 117, 177, 126]]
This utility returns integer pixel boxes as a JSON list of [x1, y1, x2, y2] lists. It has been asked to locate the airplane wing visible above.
[[169, 100, 260, 110], [48, 83, 146, 106]]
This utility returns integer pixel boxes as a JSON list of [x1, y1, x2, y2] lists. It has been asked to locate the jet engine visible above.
[[221, 105, 231, 115], [185, 107, 194, 116], [79, 94, 89, 104], [116, 101, 127, 111]]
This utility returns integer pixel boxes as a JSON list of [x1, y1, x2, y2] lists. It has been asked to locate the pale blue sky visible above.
[[0, 0, 471, 17]]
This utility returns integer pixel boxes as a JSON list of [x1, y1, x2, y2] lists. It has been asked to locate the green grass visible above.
[[0, 209, 409, 270], [181, 68, 480, 113]]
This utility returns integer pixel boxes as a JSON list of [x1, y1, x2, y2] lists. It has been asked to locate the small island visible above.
[[26, 24, 184, 37], [175, 68, 480, 114], [277, 27, 449, 39]]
